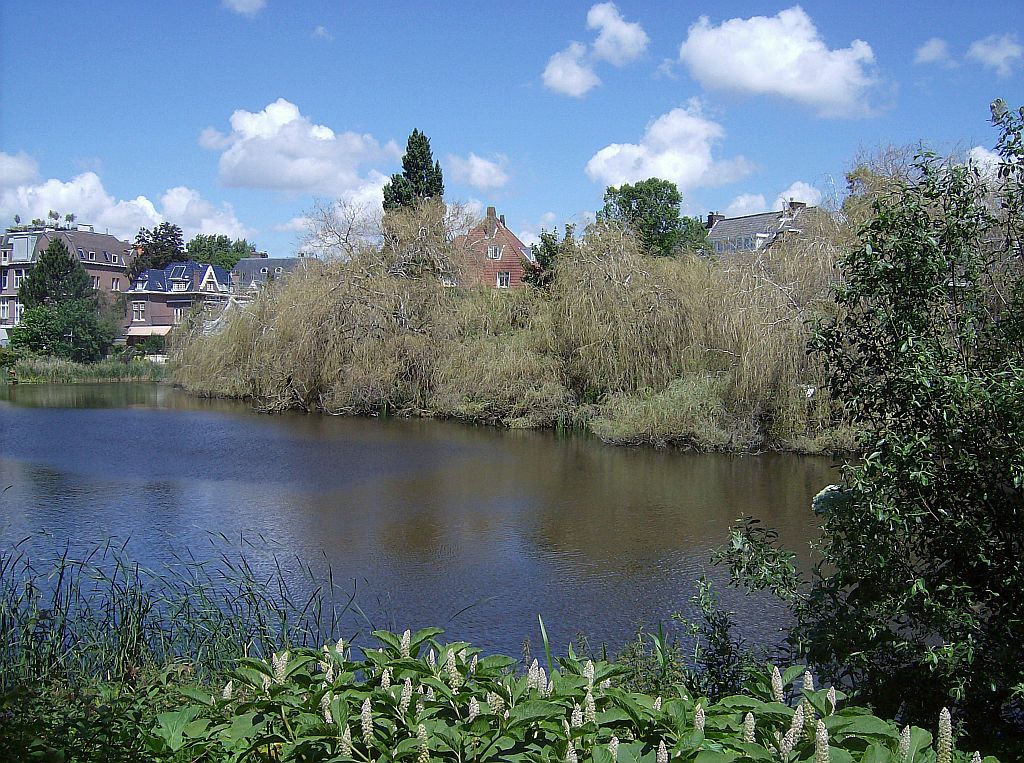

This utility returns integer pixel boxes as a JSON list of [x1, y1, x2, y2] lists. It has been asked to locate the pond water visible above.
[[0, 382, 837, 657]]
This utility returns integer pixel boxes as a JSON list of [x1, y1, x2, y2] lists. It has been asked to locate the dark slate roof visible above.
[[231, 257, 303, 287], [707, 205, 817, 252], [128, 260, 232, 292], [46, 229, 132, 260]]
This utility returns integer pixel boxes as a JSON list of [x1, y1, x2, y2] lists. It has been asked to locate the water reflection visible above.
[[0, 383, 838, 655]]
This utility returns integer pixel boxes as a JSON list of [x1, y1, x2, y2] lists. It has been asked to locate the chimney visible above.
[[499, 214, 505, 227], [486, 206, 496, 219], [788, 200, 807, 211], [705, 212, 725, 229]]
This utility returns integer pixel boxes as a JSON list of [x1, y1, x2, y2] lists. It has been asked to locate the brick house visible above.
[[123, 260, 232, 343], [0, 224, 131, 344], [458, 206, 534, 289]]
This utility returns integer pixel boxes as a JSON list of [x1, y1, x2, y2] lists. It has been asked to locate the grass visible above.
[[170, 207, 854, 453], [8, 355, 167, 383]]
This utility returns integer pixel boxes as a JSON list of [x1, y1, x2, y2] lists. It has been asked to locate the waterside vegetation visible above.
[[0, 542, 999, 762]]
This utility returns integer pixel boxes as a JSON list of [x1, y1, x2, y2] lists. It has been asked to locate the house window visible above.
[[112, 253, 119, 264], [14, 300, 24, 323], [111, 278, 120, 291], [440, 274, 457, 288], [274, 267, 283, 273], [13, 269, 24, 288], [496, 271, 511, 288], [88, 251, 95, 261], [90, 276, 100, 289], [260, 267, 268, 274], [132, 301, 145, 322], [173, 306, 186, 324], [487, 245, 502, 260], [0, 250, 8, 264], [77, 248, 85, 259], [172, 282, 187, 291], [1, 271, 7, 290], [0, 299, 7, 321]]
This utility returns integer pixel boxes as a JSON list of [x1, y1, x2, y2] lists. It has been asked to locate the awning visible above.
[[124, 325, 173, 337]]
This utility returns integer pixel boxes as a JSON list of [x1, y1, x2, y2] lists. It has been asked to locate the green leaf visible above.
[[154, 707, 201, 752]]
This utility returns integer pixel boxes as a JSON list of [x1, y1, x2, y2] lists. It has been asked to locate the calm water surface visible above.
[[0, 383, 836, 656]]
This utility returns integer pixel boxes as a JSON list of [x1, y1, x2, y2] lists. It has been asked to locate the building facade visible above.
[[123, 260, 232, 343], [459, 206, 533, 289], [0, 224, 131, 342]]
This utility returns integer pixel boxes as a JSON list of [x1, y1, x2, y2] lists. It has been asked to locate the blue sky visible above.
[[2, 1, 1022, 254]]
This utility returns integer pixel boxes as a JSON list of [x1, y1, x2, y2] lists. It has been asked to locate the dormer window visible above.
[[77, 248, 85, 259], [260, 267, 268, 274], [172, 281, 188, 291], [274, 267, 283, 273], [88, 251, 95, 261], [112, 253, 119, 264], [486, 245, 502, 260]]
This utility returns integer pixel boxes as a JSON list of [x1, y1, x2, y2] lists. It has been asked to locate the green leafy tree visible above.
[[722, 101, 1024, 744], [129, 222, 185, 280], [383, 129, 444, 210], [524, 224, 577, 289], [10, 301, 115, 362], [598, 178, 708, 256], [185, 234, 255, 270], [18, 238, 91, 309]]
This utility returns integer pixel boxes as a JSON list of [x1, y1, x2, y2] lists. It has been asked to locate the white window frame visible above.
[[496, 271, 511, 289], [88, 251, 96, 261], [90, 275, 100, 289], [0, 250, 8, 265], [1, 271, 7, 290], [173, 306, 186, 325], [486, 245, 502, 260], [132, 301, 146, 322], [13, 269, 24, 288], [14, 300, 24, 323], [111, 277, 120, 291], [0, 299, 8, 321], [111, 253, 119, 264], [172, 281, 188, 292]]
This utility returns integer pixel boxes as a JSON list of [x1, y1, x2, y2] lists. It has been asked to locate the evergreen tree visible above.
[[130, 222, 186, 280], [10, 301, 114, 362], [524, 225, 577, 289], [18, 238, 91, 309], [383, 129, 444, 210]]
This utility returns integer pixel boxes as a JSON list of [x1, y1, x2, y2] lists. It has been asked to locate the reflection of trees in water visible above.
[[0, 382, 248, 413]]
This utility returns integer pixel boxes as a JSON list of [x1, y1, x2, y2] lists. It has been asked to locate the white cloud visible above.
[[517, 211, 559, 247], [0, 152, 39, 188], [223, 0, 265, 16], [914, 37, 955, 67], [585, 99, 752, 191], [968, 146, 1001, 178], [160, 186, 251, 239], [678, 7, 877, 118], [201, 98, 400, 196], [587, 2, 649, 65], [773, 180, 822, 211], [446, 153, 509, 191], [967, 33, 1022, 77], [0, 165, 249, 242], [312, 25, 333, 41], [725, 193, 768, 217], [543, 42, 601, 97], [274, 215, 310, 233]]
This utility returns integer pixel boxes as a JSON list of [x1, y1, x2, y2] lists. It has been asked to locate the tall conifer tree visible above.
[[383, 129, 444, 210], [18, 238, 91, 309]]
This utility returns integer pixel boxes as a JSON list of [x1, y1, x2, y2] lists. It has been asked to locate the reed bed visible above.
[[10, 356, 167, 383], [0, 536, 351, 689], [171, 208, 854, 452]]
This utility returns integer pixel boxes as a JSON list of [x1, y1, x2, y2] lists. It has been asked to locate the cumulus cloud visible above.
[[585, 99, 752, 191], [446, 153, 509, 191], [725, 193, 768, 217], [773, 180, 822, 211], [0, 165, 249, 242], [312, 25, 333, 41], [516, 211, 559, 247], [200, 98, 400, 198], [678, 6, 877, 118], [223, 0, 265, 16], [587, 2, 649, 65], [914, 37, 955, 67], [968, 146, 1001, 178], [0, 152, 39, 188], [544, 3, 647, 97], [967, 33, 1022, 77], [543, 42, 601, 97]]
